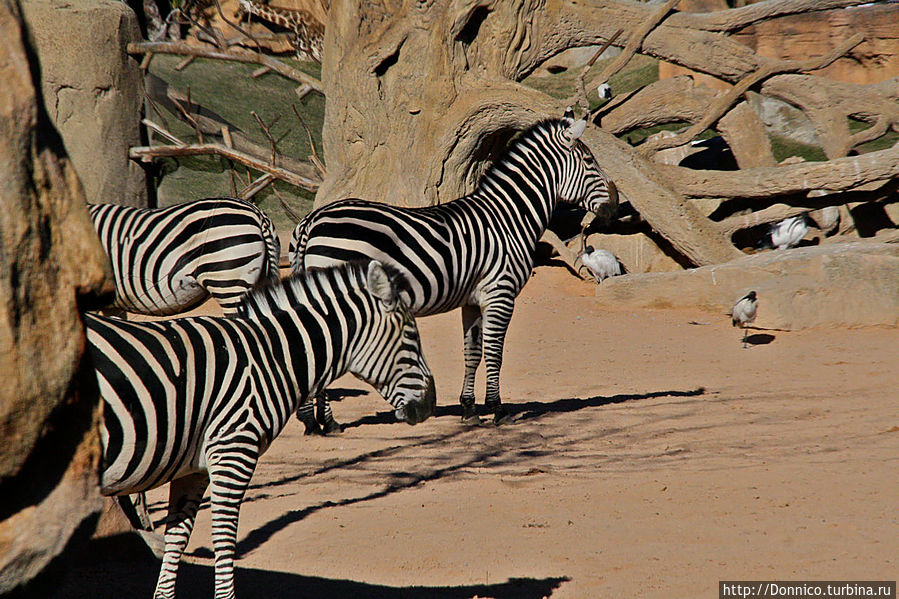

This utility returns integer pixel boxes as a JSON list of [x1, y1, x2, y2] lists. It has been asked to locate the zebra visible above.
[[290, 116, 617, 428], [89, 197, 282, 317], [86, 260, 436, 599]]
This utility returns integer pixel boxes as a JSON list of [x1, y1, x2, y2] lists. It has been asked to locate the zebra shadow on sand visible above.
[[341, 386, 707, 428], [47, 533, 567, 599]]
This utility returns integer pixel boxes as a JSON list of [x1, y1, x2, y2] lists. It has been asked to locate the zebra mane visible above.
[[477, 118, 569, 187], [236, 260, 409, 319]]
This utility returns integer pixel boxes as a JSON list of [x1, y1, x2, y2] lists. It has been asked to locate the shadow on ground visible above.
[[46, 535, 567, 599], [344, 387, 707, 429]]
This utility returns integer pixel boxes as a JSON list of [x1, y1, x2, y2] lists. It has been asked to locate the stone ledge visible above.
[[595, 242, 899, 329]]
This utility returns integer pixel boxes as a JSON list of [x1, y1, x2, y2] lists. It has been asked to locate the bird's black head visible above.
[[746, 291, 757, 301], [584, 245, 595, 254]]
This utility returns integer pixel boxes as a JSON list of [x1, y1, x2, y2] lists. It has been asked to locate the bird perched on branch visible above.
[[730, 290, 758, 349], [757, 213, 815, 250], [579, 246, 624, 283]]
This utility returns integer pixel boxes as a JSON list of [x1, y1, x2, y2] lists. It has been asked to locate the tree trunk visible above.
[[318, 0, 896, 267]]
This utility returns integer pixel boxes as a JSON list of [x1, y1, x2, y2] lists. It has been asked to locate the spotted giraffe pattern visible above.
[[237, 0, 324, 63]]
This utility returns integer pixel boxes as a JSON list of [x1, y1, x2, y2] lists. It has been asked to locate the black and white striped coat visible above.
[[89, 197, 281, 316], [290, 118, 616, 425], [87, 261, 435, 599]]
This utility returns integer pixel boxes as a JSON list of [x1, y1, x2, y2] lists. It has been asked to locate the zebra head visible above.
[[350, 261, 436, 425], [556, 118, 619, 221]]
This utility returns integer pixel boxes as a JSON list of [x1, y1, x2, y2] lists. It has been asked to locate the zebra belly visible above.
[[112, 271, 207, 316]]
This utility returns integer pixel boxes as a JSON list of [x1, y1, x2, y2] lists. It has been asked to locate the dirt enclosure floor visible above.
[[56, 266, 897, 598]]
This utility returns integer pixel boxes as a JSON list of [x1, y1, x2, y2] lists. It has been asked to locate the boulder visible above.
[[21, 0, 147, 207], [0, 0, 114, 592], [595, 242, 899, 330]]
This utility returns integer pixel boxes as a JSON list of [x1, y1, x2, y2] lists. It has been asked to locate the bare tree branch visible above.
[[127, 41, 323, 93], [584, 0, 680, 110], [640, 33, 864, 155], [571, 28, 623, 114], [130, 143, 320, 191]]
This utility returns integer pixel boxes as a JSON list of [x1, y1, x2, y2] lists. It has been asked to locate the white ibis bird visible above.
[[580, 246, 623, 283], [596, 83, 612, 100], [758, 214, 815, 250], [731, 290, 758, 349]]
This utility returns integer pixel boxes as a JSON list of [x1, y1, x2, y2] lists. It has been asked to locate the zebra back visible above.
[[289, 118, 616, 315], [89, 197, 280, 316]]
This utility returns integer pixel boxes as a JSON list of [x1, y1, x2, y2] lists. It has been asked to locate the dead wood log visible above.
[[129, 143, 320, 191], [659, 143, 899, 200]]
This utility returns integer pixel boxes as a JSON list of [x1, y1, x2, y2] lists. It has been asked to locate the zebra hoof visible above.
[[303, 422, 325, 436], [491, 405, 513, 426], [460, 405, 481, 425], [321, 420, 344, 436]]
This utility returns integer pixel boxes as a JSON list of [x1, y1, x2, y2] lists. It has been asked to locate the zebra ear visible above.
[[562, 119, 587, 147], [366, 260, 398, 311]]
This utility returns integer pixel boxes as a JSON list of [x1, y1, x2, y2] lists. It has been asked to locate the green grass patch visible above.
[[146, 54, 323, 232]]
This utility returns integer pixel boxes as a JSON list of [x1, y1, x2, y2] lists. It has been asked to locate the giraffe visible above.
[[236, 0, 324, 64]]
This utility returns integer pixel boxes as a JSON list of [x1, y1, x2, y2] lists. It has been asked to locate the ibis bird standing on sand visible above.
[[731, 291, 758, 349], [580, 246, 624, 283]]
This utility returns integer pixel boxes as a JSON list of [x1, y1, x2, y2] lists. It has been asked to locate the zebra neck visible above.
[[475, 152, 560, 242], [274, 304, 353, 406]]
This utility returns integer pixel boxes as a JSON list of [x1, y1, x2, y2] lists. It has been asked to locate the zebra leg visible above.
[[316, 392, 343, 435], [481, 298, 515, 425], [295, 397, 323, 435], [116, 492, 154, 531], [207, 437, 261, 599], [459, 304, 483, 425], [153, 472, 209, 599]]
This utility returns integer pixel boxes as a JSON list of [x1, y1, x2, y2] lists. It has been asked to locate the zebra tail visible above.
[[259, 211, 282, 283], [288, 212, 314, 273]]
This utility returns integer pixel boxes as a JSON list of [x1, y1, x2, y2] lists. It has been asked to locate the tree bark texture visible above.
[[318, 0, 897, 267]]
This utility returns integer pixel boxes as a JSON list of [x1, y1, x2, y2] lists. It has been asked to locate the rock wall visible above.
[[659, 3, 899, 90], [0, 0, 114, 593], [21, 0, 147, 207]]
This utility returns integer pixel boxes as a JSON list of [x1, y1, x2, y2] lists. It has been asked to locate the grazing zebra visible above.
[[290, 117, 617, 427], [87, 260, 435, 599], [89, 197, 281, 316]]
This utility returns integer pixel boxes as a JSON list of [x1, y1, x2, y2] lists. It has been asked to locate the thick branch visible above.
[[659, 143, 899, 199], [583, 0, 679, 108], [640, 33, 864, 154], [668, 0, 872, 32], [582, 127, 742, 266], [127, 41, 323, 93], [129, 143, 320, 191]]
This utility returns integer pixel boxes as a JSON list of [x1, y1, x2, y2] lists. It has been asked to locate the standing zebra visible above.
[[89, 197, 281, 316], [87, 260, 435, 599], [290, 117, 617, 427]]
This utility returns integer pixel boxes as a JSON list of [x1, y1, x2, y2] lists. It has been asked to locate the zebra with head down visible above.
[[87, 260, 435, 599]]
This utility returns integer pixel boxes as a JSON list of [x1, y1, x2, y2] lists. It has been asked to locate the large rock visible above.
[[595, 242, 899, 330], [21, 0, 147, 207], [0, 0, 113, 592]]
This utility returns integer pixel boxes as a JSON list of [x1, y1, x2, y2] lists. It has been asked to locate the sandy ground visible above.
[[56, 266, 897, 598]]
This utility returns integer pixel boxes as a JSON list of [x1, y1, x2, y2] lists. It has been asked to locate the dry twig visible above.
[[127, 41, 323, 94]]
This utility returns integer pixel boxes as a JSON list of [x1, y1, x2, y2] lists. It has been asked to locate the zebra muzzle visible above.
[[396, 376, 436, 425]]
